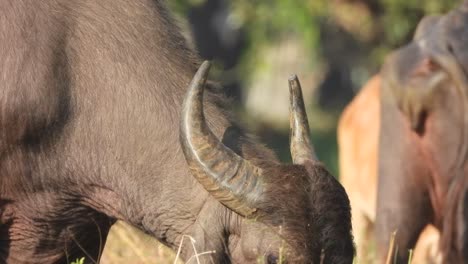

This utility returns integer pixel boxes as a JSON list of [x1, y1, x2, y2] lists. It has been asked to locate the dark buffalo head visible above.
[[179, 62, 354, 263], [379, 1, 468, 262]]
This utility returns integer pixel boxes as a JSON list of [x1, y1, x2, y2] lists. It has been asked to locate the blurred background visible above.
[[168, 0, 457, 175], [100, 0, 459, 263]]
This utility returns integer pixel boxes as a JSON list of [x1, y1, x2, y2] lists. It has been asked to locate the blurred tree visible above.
[[168, 0, 459, 175], [169, 0, 458, 102]]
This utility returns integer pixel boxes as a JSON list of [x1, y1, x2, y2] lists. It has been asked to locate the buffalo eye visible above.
[[267, 254, 279, 264], [447, 42, 455, 55]]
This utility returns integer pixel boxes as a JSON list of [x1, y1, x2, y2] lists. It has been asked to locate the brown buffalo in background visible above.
[[339, 76, 441, 263], [341, 1, 468, 262], [377, 2, 468, 262]]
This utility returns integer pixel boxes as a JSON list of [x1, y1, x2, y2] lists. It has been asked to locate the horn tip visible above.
[[200, 60, 212, 71], [288, 75, 302, 94], [288, 75, 302, 90], [190, 60, 212, 88], [288, 74, 299, 82]]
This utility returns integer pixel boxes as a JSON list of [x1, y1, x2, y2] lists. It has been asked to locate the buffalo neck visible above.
[[60, 1, 268, 259], [0, 0, 277, 262]]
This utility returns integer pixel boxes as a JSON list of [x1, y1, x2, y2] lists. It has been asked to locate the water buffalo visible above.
[[338, 76, 441, 264], [0, 1, 354, 263], [376, 1, 468, 262]]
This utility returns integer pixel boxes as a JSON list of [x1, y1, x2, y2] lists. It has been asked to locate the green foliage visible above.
[[171, 0, 458, 68], [71, 257, 85, 264], [231, 1, 325, 72], [171, 0, 459, 66], [168, 0, 206, 14], [232, 1, 323, 49], [167, 0, 460, 176], [227, 0, 459, 174]]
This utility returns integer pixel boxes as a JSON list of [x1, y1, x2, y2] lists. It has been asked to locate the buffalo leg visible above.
[[1, 195, 114, 263], [375, 177, 432, 263], [376, 97, 433, 263]]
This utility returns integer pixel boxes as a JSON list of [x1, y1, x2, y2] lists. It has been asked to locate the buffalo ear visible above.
[[403, 57, 446, 132]]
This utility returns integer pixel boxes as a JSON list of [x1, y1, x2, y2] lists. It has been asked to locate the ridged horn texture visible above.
[[179, 61, 263, 217], [289, 75, 318, 164]]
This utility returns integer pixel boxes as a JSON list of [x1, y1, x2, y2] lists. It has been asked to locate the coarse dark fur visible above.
[[0, 0, 354, 263], [377, 2, 468, 263]]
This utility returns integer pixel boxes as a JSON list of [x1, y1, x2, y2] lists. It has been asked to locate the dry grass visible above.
[[100, 221, 181, 264], [100, 222, 435, 264]]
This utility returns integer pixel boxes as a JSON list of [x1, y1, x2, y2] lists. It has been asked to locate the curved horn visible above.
[[289, 75, 318, 164], [179, 61, 263, 217]]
